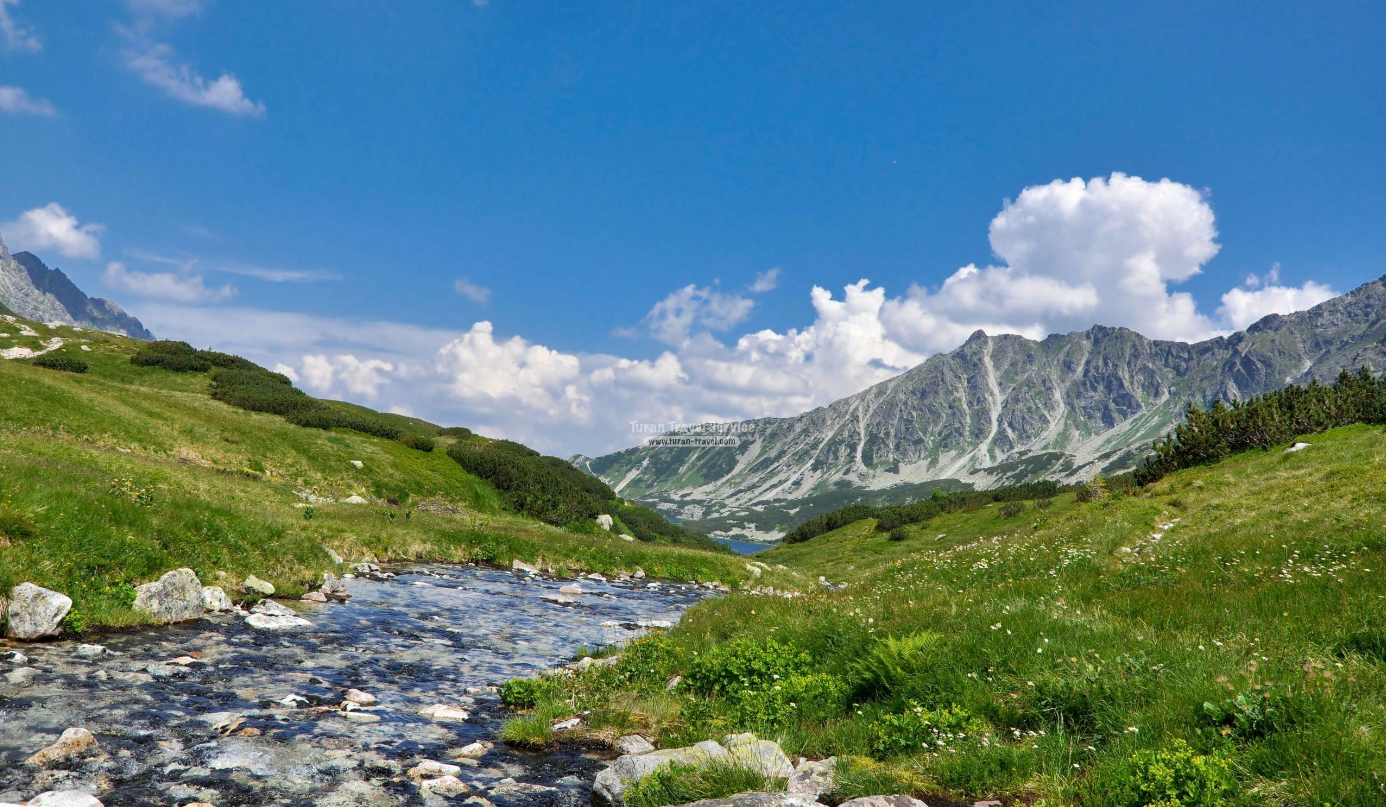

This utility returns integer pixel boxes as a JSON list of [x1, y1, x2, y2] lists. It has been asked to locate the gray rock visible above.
[[242, 574, 275, 596], [251, 600, 297, 618], [596, 514, 614, 531], [837, 797, 929, 807], [5, 666, 38, 686], [321, 572, 350, 601], [200, 586, 234, 612], [300, 591, 329, 603], [617, 735, 655, 755], [74, 644, 107, 658], [1285, 441, 1311, 453], [5, 583, 72, 640], [133, 568, 205, 624], [592, 740, 731, 807], [244, 613, 313, 630], [724, 733, 794, 778], [512, 559, 539, 575], [3, 649, 28, 664], [788, 758, 836, 798], [677, 795, 823, 807]]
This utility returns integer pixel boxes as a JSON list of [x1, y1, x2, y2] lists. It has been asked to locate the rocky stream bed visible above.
[[0, 564, 710, 807]]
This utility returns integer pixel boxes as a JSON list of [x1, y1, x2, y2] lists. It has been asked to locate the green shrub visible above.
[[624, 761, 786, 807], [685, 638, 812, 698], [852, 631, 943, 700], [500, 676, 556, 709], [888, 526, 909, 541], [997, 501, 1025, 518], [1087, 739, 1236, 807], [1076, 476, 1108, 503], [438, 426, 473, 437], [400, 433, 436, 452], [870, 703, 989, 759], [447, 439, 600, 525], [620, 635, 685, 685], [31, 354, 88, 373], [1034, 497, 1053, 509]]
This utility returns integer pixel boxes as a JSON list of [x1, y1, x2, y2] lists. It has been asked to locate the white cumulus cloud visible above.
[[750, 267, 781, 293], [103, 261, 236, 303], [1217, 264, 1338, 330], [0, 86, 56, 116], [643, 284, 755, 345], [3, 203, 104, 260], [300, 354, 395, 399]]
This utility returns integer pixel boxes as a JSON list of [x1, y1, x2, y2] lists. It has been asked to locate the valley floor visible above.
[[508, 424, 1386, 806]]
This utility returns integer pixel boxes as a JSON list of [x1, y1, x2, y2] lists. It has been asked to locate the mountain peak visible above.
[[0, 241, 154, 340]]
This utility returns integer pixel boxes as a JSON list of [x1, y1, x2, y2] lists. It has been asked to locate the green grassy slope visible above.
[[0, 319, 753, 632], [514, 424, 1386, 806]]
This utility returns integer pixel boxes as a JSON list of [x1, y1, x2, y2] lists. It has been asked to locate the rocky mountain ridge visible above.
[[0, 233, 152, 340], [580, 274, 1386, 540]]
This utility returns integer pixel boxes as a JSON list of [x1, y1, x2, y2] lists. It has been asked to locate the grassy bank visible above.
[[0, 320, 753, 633], [508, 424, 1386, 806]]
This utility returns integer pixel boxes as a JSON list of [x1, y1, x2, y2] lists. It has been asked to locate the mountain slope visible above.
[[584, 274, 1386, 539], [0, 314, 748, 633], [0, 234, 153, 339]]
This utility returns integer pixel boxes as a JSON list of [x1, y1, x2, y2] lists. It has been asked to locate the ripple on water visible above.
[[0, 564, 711, 806]]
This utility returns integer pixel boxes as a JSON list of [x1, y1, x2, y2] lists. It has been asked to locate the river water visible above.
[[0, 564, 710, 806]]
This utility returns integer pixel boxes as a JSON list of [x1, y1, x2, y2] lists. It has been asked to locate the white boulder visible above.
[[5, 583, 72, 641]]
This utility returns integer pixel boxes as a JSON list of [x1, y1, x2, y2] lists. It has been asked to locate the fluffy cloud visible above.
[[132, 174, 1342, 457], [435, 322, 585, 419], [453, 278, 492, 304], [103, 261, 236, 303], [0, 86, 55, 116], [123, 36, 265, 117], [1217, 265, 1338, 330], [643, 285, 755, 345], [3, 203, 104, 259], [300, 354, 394, 399], [0, 0, 39, 52]]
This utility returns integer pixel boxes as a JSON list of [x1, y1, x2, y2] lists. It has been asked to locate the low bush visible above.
[[1200, 690, 1301, 741], [1076, 477, 1108, 503], [852, 631, 943, 700], [1085, 739, 1236, 807], [500, 676, 557, 709], [447, 439, 600, 525], [870, 703, 989, 759], [438, 426, 473, 437], [399, 433, 436, 452], [889, 526, 909, 541], [680, 638, 846, 730], [997, 501, 1025, 519], [31, 354, 88, 373]]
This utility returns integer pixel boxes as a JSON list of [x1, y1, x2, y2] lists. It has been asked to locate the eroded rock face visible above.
[[5, 583, 72, 641], [133, 568, 205, 624]]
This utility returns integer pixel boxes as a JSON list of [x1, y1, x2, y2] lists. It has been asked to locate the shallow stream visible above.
[[0, 564, 709, 806]]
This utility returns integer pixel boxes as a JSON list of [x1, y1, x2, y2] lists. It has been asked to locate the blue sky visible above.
[[1, 1, 1383, 455]]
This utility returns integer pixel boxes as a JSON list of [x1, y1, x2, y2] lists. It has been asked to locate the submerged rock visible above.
[[132, 568, 205, 624], [419, 703, 470, 722], [244, 613, 313, 630], [5, 583, 72, 641], [25, 727, 103, 767], [321, 572, 350, 601]]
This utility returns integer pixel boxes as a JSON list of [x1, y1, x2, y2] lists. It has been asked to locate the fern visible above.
[[853, 631, 942, 698]]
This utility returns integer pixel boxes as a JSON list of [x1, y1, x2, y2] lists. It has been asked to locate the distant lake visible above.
[[713, 536, 777, 555]]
